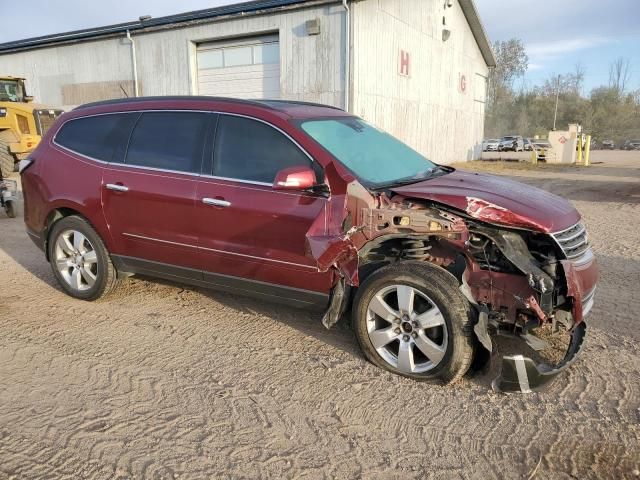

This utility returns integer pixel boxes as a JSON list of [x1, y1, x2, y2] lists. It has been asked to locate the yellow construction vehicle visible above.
[[0, 76, 64, 177]]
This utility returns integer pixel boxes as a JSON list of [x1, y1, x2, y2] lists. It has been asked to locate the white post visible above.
[[553, 75, 560, 130]]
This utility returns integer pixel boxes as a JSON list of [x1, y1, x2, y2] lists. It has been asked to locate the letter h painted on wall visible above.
[[399, 49, 411, 77]]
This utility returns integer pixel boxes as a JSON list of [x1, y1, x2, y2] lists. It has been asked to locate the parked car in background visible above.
[[498, 135, 524, 152], [20, 96, 598, 392], [531, 139, 552, 150], [523, 138, 532, 151], [601, 139, 615, 150], [530, 139, 552, 162], [482, 138, 500, 151], [623, 139, 640, 150]]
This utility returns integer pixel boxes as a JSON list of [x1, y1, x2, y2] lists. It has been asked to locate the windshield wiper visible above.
[[371, 165, 451, 190]]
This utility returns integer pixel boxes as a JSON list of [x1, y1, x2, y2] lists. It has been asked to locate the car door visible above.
[[102, 110, 213, 276], [194, 113, 333, 306]]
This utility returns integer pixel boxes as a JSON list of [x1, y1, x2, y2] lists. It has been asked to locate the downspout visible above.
[[342, 0, 350, 112], [125, 30, 139, 97]]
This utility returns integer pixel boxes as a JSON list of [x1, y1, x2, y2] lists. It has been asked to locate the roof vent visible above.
[[139, 15, 152, 22]]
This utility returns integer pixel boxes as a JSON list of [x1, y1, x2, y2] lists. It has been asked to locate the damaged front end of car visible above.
[[306, 179, 597, 393]]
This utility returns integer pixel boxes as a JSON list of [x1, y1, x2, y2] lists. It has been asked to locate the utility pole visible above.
[[553, 74, 561, 130]]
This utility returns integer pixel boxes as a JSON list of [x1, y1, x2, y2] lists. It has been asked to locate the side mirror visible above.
[[273, 166, 316, 191], [24, 95, 34, 103]]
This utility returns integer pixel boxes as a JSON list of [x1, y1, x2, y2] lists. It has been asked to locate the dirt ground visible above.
[[0, 151, 639, 479]]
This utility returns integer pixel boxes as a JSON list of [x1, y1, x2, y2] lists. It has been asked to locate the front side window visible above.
[[299, 117, 440, 188], [55, 113, 138, 162], [213, 115, 311, 184], [126, 112, 209, 173]]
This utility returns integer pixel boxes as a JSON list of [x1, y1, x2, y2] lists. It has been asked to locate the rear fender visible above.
[[42, 201, 113, 260]]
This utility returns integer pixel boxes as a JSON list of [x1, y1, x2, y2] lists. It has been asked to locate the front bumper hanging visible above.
[[492, 322, 587, 393]]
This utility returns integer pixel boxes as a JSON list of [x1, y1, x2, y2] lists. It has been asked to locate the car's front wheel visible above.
[[48, 215, 120, 300], [352, 262, 475, 384]]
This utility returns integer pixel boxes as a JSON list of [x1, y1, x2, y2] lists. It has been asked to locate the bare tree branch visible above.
[[609, 57, 631, 94]]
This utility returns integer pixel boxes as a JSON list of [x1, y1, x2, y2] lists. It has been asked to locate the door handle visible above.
[[106, 183, 129, 192], [202, 197, 231, 208]]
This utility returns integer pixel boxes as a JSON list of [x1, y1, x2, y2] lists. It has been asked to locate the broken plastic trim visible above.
[[492, 322, 587, 393], [322, 276, 350, 329]]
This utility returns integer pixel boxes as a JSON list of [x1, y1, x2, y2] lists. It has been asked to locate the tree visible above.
[[609, 57, 631, 94], [487, 39, 529, 107], [484, 40, 640, 143]]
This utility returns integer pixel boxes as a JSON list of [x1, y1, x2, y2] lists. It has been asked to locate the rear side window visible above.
[[213, 115, 311, 183], [125, 112, 209, 173], [55, 113, 138, 162]]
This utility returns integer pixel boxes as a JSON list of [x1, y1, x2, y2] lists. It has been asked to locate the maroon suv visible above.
[[20, 97, 597, 392]]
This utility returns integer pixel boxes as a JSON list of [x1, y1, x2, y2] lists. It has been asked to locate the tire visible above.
[[0, 139, 14, 179], [48, 215, 120, 300], [4, 200, 16, 218], [352, 261, 475, 384]]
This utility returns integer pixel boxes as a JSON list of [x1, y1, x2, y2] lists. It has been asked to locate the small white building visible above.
[[0, 0, 495, 164]]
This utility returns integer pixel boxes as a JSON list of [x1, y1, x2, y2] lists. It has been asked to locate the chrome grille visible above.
[[551, 222, 590, 260]]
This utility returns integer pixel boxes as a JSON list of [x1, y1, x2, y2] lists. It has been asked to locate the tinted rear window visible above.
[[125, 112, 209, 173], [55, 113, 138, 162]]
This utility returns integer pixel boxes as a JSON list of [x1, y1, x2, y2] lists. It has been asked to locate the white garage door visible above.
[[196, 36, 280, 99]]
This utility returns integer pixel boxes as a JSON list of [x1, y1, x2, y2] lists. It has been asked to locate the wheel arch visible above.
[[43, 204, 111, 261], [355, 234, 465, 287], [320, 234, 467, 329]]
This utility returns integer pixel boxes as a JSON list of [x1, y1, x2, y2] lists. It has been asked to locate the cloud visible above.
[[527, 37, 611, 57], [525, 37, 613, 70]]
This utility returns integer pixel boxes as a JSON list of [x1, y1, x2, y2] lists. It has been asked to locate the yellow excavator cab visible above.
[[0, 76, 64, 177]]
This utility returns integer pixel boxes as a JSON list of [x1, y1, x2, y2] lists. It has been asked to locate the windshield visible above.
[[0, 80, 25, 102], [299, 117, 440, 188]]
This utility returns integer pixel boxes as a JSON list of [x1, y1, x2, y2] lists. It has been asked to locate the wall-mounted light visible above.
[[442, 29, 451, 42]]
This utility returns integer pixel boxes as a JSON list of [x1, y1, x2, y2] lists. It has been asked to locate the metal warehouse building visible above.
[[0, 0, 495, 164]]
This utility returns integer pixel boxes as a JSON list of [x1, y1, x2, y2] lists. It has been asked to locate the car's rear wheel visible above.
[[4, 200, 16, 218], [352, 262, 475, 384], [48, 216, 120, 300]]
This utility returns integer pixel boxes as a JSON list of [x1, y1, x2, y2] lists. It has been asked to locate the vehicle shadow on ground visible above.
[[137, 276, 517, 391], [144, 274, 364, 361]]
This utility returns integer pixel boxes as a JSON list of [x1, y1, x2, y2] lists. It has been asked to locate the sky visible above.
[[0, 0, 639, 94], [475, 0, 640, 93]]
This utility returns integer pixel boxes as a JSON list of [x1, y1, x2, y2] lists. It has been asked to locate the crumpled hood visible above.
[[392, 169, 580, 233]]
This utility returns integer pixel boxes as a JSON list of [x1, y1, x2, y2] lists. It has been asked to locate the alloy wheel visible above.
[[54, 229, 99, 291], [366, 284, 448, 374]]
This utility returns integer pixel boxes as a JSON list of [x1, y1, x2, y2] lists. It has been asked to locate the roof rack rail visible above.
[[73, 95, 277, 111]]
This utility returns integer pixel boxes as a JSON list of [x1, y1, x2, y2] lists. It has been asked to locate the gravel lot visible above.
[[0, 151, 639, 479]]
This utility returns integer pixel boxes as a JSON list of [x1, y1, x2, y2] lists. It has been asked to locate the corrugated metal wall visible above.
[[0, 3, 346, 111], [351, 0, 489, 164]]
